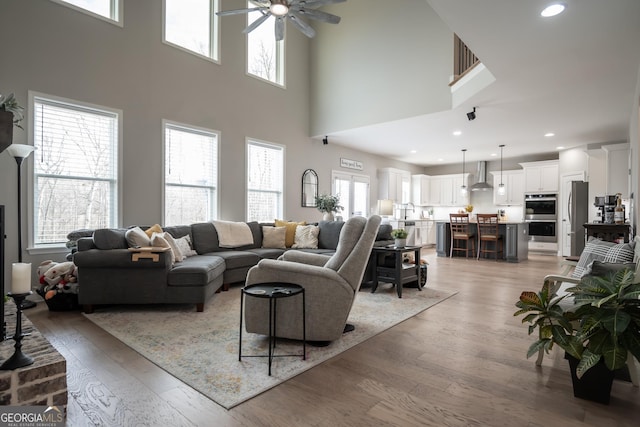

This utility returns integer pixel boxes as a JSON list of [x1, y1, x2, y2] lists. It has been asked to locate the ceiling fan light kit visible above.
[[217, 0, 347, 41]]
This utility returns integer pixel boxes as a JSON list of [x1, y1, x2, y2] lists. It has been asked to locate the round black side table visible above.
[[239, 283, 306, 376]]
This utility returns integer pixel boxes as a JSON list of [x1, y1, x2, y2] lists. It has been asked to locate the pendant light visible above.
[[497, 145, 506, 196], [460, 149, 467, 196]]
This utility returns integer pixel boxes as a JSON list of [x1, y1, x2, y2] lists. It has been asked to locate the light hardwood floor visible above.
[[26, 250, 639, 426]]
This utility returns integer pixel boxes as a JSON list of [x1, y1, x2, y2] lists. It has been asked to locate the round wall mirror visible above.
[[301, 169, 318, 207]]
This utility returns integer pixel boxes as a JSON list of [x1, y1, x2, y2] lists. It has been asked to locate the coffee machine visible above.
[[594, 195, 622, 224]]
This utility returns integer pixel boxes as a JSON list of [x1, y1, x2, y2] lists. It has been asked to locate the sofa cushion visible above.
[[275, 220, 307, 248], [175, 234, 197, 258], [125, 226, 151, 248], [167, 255, 225, 287], [205, 250, 261, 270], [317, 221, 345, 250], [262, 226, 286, 249], [150, 232, 177, 264], [246, 247, 287, 260], [163, 225, 192, 239], [191, 222, 220, 254], [572, 238, 634, 278], [293, 225, 319, 249], [93, 228, 128, 250]]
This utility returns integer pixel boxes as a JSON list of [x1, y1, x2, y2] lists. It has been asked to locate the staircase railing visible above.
[[450, 34, 480, 86]]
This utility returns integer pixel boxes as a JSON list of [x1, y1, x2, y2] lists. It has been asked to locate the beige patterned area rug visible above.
[[83, 284, 457, 409]]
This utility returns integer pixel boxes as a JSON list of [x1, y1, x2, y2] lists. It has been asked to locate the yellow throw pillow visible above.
[[144, 224, 163, 238], [274, 219, 307, 248]]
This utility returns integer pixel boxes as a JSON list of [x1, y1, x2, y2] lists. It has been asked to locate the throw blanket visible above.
[[213, 221, 254, 248]]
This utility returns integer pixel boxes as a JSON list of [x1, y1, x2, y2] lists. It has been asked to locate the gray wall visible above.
[[310, 0, 453, 136], [0, 0, 421, 285]]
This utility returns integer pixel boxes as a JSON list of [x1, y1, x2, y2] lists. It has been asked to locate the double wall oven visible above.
[[524, 193, 557, 243]]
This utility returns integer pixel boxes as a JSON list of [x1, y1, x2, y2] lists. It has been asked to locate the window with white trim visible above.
[[164, 122, 219, 225], [164, 0, 219, 61], [32, 95, 120, 245], [247, 2, 284, 85], [50, 0, 122, 24], [247, 140, 284, 222]]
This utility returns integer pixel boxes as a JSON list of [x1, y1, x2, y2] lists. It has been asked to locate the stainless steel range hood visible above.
[[470, 161, 493, 192]]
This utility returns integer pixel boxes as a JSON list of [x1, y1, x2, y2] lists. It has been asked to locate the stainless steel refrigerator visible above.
[[567, 181, 589, 256]]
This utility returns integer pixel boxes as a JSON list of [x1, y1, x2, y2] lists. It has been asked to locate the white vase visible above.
[[394, 238, 406, 248], [322, 212, 335, 221]]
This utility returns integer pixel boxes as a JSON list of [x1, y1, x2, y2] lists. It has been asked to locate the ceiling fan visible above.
[[217, 0, 346, 41]]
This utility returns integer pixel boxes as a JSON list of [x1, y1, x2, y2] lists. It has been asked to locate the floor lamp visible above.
[[6, 144, 36, 309]]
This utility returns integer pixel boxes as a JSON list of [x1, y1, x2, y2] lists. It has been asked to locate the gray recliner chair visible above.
[[244, 215, 382, 342]]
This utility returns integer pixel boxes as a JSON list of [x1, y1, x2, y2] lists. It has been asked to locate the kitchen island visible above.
[[435, 221, 529, 262]]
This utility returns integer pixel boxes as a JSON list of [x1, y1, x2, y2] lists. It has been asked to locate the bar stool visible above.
[[449, 213, 475, 258], [477, 214, 503, 261]]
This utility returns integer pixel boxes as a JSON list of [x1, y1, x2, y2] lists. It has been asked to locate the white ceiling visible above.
[[325, 0, 640, 166]]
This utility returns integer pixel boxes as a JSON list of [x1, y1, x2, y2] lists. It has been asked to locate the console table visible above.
[[583, 223, 631, 243]]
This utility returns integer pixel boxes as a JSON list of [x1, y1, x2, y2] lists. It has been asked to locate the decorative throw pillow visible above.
[[175, 235, 197, 258], [262, 226, 286, 249], [150, 233, 175, 265], [144, 223, 163, 238], [292, 225, 319, 249], [572, 238, 634, 278], [125, 226, 151, 248], [275, 220, 307, 248], [153, 232, 183, 262]]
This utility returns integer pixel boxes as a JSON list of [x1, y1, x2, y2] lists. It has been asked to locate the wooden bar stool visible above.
[[477, 214, 503, 261], [449, 213, 475, 258]]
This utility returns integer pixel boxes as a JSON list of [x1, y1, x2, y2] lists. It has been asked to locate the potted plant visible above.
[[390, 228, 408, 248], [515, 264, 640, 404], [0, 92, 25, 152], [315, 194, 344, 221]]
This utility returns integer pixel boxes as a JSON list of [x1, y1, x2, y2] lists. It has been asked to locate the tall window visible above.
[[32, 95, 120, 245], [164, 122, 219, 225], [247, 3, 284, 85], [51, 0, 122, 24], [164, 0, 219, 61], [332, 171, 370, 219], [247, 140, 284, 222]]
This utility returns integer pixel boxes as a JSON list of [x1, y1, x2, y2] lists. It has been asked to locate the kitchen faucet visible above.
[[404, 202, 415, 220]]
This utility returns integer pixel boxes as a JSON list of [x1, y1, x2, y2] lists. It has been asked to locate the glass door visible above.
[[332, 171, 370, 219]]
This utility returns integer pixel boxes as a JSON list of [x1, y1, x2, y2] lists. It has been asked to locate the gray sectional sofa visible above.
[[73, 220, 392, 313]]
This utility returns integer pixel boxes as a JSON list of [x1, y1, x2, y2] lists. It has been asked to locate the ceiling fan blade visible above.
[[275, 16, 285, 41], [298, 0, 347, 9], [243, 12, 271, 34], [249, 0, 270, 6], [293, 8, 341, 24], [217, 7, 266, 16], [288, 13, 316, 38]]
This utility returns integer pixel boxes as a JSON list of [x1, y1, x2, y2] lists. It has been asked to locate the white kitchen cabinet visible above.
[[378, 168, 411, 203], [492, 170, 524, 205], [603, 143, 630, 197], [411, 174, 431, 205], [520, 160, 559, 193], [428, 176, 442, 205], [425, 173, 469, 206]]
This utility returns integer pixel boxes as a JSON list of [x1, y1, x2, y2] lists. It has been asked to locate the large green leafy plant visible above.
[[0, 92, 24, 129], [515, 267, 640, 379], [564, 268, 640, 378], [315, 194, 343, 214]]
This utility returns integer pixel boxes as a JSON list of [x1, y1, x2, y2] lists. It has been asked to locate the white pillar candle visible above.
[[11, 263, 32, 294]]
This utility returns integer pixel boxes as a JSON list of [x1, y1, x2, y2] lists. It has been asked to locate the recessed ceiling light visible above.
[[541, 3, 566, 17], [410, 150, 417, 154], [490, 153, 497, 157], [556, 146, 565, 150], [545, 132, 555, 137], [453, 130, 462, 136], [437, 158, 444, 162]]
